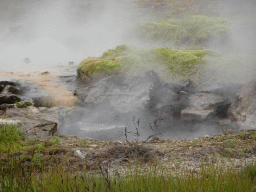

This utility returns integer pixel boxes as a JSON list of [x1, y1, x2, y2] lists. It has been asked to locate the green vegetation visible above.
[[77, 58, 121, 80], [78, 45, 212, 82], [133, 15, 231, 47], [1, 158, 256, 191], [16, 101, 32, 108], [0, 124, 25, 153], [1, 124, 256, 191]]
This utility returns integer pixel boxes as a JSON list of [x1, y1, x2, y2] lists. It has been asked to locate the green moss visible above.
[[133, 15, 231, 47], [101, 45, 131, 59], [152, 48, 208, 78], [77, 58, 121, 78], [16, 102, 32, 108], [78, 44, 215, 82]]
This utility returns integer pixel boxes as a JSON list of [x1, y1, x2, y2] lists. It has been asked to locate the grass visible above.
[[0, 124, 25, 153], [1, 157, 256, 191], [2, 125, 256, 191]]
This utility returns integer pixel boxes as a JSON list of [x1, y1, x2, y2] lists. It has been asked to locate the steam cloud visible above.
[[1, 0, 256, 140]]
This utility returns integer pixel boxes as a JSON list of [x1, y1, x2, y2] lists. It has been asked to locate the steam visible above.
[[1, 0, 256, 140], [205, 0, 256, 84], [0, 0, 136, 72]]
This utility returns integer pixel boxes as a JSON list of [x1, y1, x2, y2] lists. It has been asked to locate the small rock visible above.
[[41, 71, 49, 75], [28, 106, 40, 113], [146, 135, 160, 142], [0, 119, 22, 126], [74, 150, 85, 159]]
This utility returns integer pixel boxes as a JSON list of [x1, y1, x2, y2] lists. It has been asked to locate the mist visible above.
[[1, 0, 256, 140], [0, 0, 137, 72]]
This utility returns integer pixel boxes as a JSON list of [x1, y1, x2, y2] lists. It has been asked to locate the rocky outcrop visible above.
[[84, 72, 154, 113], [228, 79, 256, 129], [181, 93, 231, 122], [0, 80, 60, 139]]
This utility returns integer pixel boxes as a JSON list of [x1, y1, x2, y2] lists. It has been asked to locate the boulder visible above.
[[0, 80, 46, 107], [0, 81, 24, 95], [181, 93, 231, 121], [228, 79, 256, 129], [84, 72, 154, 113], [198, 82, 243, 102], [2, 107, 59, 139], [181, 108, 213, 122], [0, 93, 21, 105]]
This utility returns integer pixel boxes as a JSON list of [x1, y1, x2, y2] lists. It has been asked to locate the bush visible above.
[[132, 15, 231, 47]]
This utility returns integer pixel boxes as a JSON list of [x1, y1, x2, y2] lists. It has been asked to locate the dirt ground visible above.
[[25, 129, 256, 177], [0, 70, 79, 107]]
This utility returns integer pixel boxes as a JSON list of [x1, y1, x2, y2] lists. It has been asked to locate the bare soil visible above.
[[0, 70, 79, 107]]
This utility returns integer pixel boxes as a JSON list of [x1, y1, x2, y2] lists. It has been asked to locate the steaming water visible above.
[[1, 0, 256, 140]]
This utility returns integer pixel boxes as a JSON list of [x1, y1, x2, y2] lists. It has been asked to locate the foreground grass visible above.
[[1, 124, 256, 191], [1, 158, 256, 192]]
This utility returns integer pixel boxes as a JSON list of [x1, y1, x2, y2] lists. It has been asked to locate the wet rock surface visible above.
[[0, 65, 253, 141], [229, 78, 256, 129]]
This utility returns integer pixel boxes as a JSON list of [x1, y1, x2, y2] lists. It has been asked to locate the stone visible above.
[[188, 93, 226, 110], [23, 58, 31, 64], [0, 93, 21, 105], [198, 82, 243, 102], [2, 107, 59, 139], [74, 150, 85, 159], [181, 93, 230, 121], [40, 71, 50, 75], [84, 72, 154, 113], [229, 79, 256, 128], [0, 103, 15, 110], [181, 108, 213, 121]]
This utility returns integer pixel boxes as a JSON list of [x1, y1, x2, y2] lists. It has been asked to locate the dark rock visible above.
[[40, 71, 49, 75], [23, 58, 31, 64], [180, 79, 196, 94], [198, 82, 243, 102], [0, 103, 15, 110], [0, 81, 22, 94], [181, 93, 231, 122], [0, 93, 21, 105]]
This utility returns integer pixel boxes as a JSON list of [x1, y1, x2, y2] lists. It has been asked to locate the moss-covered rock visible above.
[[77, 45, 214, 82], [152, 48, 208, 77], [77, 58, 121, 81]]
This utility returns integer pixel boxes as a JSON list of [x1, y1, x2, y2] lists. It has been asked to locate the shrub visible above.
[[132, 15, 231, 47]]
